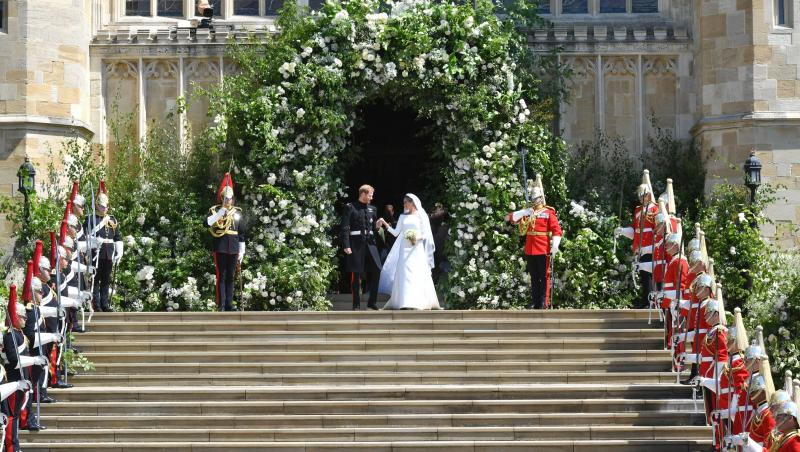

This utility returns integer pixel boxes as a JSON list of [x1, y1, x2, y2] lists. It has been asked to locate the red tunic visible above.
[[631, 203, 658, 254], [747, 403, 776, 446], [700, 324, 728, 379], [652, 216, 679, 283], [774, 432, 800, 452], [661, 254, 689, 309], [507, 207, 562, 256]]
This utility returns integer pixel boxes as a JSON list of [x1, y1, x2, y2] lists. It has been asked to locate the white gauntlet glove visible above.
[[207, 207, 227, 226], [113, 241, 124, 264], [550, 236, 561, 257]]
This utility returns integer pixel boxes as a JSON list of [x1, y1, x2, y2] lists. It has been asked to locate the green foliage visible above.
[[566, 132, 639, 218], [696, 183, 778, 311], [0, 139, 106, 261], [744, 251, 800, 379], [642, 120, 708, 220], [107, 113, 220, 312], [555, 199, 634, 309], [64, 333, 96, 374], [210, 0, 568, 309], [566, 119, 707, 221]]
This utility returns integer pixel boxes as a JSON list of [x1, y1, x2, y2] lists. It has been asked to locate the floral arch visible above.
[[209, 0, 567, 310]]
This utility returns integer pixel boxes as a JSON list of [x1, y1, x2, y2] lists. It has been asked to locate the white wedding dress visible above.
[[378, 195, 441, 310]]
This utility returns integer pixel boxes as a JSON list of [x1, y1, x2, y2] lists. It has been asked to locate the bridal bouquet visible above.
[[404, 230, 418, 246]]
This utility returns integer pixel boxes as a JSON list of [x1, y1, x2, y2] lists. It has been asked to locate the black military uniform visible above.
[[209, 204, 245, 311], [22, 303, 47, 430], [2, 287, 43, 450], [341, 201, 382, 310], [2, 326, 30, 450], [84, 211, 120, 312], [51, 266, 73, 389]]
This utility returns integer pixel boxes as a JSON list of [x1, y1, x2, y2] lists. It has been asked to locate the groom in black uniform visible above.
[[341, 184, 382, 310]]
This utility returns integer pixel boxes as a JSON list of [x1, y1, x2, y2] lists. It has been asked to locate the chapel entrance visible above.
[[343, 98, 442, 214], [335, 98, 445, 293]]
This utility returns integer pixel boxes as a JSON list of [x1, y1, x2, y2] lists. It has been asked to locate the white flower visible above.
[[569, 201, 586, 217], [238, 139, 245, 146], [136, 213, 146, 225], [296, 108, 305, 118], [159, 216, 170, 225], [729, 246, 737, 255], [333, 10, 349, 22], [136, 266, 155, 281], [267, 173, 277, 185], [737, 212, 746, 223]]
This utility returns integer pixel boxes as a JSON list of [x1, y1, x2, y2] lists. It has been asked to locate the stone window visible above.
[[562, 0, 589, 14], [233, 0, 284, 15], [123, 0, 279, 18], [599, 0, 657, 13], [535, 0, 551, 14], [546, 0, 658, 15], [158, 0, 184, 17], [775, 0, 792, 26]]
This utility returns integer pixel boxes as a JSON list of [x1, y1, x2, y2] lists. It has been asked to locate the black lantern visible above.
[[743, 149, 761, 204], [16, 156, 36, 233]]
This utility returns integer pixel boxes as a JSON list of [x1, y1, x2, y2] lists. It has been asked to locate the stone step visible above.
[[82, 319, 655, 333], [75, 328, 664, 342], [70, 371, 682, 386], [18, 439, 712, 451], [79, 349, 670, 364], [20, 425, 711, 442], [49, 384, 693, 403], [74, 337, 663, 352], [86, 309, 657, 321], [38, 412, 707, 429], [35, 398, 699, 416], [84, 358, 670, 374]]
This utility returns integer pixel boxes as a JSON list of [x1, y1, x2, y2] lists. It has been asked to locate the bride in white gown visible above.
[[376, 194, 441, 310]]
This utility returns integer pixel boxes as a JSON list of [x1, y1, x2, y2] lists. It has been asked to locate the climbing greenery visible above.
[[209, 0, 567, 309]]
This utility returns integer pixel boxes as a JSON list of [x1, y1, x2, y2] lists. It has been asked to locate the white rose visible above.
[[296, 108, 305, 118]]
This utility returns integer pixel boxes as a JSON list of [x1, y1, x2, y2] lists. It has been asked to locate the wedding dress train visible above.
[[378, 194, 441, 310]]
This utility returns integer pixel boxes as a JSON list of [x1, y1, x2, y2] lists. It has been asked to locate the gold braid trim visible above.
[[209, 206, 240, 238], [770, 430, 798, 452]]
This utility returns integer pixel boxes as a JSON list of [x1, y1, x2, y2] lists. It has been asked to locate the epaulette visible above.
[[705, 324, 727, 343], [25, 302, 34, 310], [545, 205, 556, 213]]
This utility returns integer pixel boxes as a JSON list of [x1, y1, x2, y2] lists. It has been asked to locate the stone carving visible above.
[[643, 56, 677, 77], [602, 56, 637, 76], [104, 60, 138, 79], [145, 60, 179, 80]]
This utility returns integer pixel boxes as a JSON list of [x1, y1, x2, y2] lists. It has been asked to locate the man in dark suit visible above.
[[341, 185, 382, 310]]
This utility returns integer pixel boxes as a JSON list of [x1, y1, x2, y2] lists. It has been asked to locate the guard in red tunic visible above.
[[769, 401, 800, 452], [652, 180, 678, 293], [615, 169, 658, 309], [674, 230, 711, 382], [207, 173, 246, 311], [727, 375, 777, 450], [658, 229, 686, 354], [695, 295, 733, 449], [507, 174, 562, 310]]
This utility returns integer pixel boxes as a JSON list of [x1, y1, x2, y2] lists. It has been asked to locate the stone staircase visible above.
[[22, 309, 711, 451]]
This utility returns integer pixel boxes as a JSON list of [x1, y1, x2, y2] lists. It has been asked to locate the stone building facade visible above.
[[1, 0, 799, 247]]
